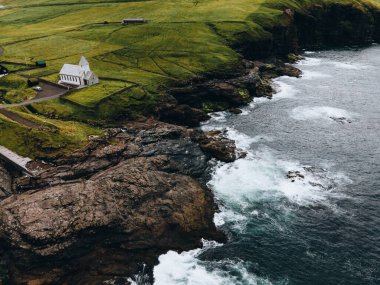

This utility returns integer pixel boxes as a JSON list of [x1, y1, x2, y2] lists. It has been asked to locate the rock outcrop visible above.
[[0, 121, 233, 284], [0, 164, 12, 199], [157, 60, 301, 127]]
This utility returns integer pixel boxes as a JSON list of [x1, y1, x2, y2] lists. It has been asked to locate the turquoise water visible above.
[[152, 45, 380, 285]]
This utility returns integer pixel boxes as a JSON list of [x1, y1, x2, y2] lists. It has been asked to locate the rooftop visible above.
[[60, 64, 85, 77]]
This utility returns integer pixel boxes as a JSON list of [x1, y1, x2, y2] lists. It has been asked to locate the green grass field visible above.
[[0, 0, 379, 158]]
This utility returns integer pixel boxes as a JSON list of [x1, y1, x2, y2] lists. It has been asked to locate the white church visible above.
[[58, 56, 99, 87]]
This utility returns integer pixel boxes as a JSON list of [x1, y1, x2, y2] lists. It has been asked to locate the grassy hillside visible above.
[[0, 0, 379, 158]]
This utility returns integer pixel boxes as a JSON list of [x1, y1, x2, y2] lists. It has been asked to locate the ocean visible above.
[[151, 45, 380, 285]]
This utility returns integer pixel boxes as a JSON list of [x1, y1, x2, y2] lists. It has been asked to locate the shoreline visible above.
[[0, 2, 380, 284]]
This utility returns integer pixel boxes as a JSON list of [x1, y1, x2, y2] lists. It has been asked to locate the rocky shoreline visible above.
[[0, 121, 238, 284], [0, 2, 380, 285]]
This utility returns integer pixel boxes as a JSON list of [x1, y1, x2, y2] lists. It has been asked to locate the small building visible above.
[[35, 60, 47, 68], [0, 65, 8, 76], [58, 56, 99, 87], [27, 78, 39, 87], [121, 18, 146, 25]]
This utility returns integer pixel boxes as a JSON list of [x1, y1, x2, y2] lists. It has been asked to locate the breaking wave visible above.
[[154, 240, 273, 285], [290, 106, 358, 123]]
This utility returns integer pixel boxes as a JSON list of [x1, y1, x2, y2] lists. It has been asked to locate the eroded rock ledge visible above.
[[0, 122, 235, 284]]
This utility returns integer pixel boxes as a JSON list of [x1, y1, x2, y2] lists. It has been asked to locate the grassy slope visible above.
[[0, 0, 379, 157]]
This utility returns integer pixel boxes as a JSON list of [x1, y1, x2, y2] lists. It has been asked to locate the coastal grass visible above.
[[63, 80, 133, 108], [0, 0, 379, 156], [0, 108, 101, 158], [0, 74, 37, 104]]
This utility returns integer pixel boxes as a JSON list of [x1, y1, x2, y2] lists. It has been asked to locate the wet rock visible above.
[[287, 170, 305, 182], [229, 108, 243, 114], [0, 121, 232, 284], [329, 116, 353, 124], [0, 164, 12, 199], [255, 61, 302, 78], [159, 104, 210, 127], [196, 130, 236, 163]]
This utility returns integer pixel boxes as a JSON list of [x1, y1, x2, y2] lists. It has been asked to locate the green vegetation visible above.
[[0, 0, 379, 157], [63, 80, 133, 108], [0, 109, 101, 158], [0, 74, 37, 103]]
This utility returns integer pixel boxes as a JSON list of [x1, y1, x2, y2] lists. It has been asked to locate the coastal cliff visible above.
[[0, 1, 380, 284], [0, 122, 235, 284], [157, 2, 380, 127]]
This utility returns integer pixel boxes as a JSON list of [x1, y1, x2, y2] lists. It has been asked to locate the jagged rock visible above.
[[0, 164, 12, 199], [229, 108, 243, 114], [158, 104, 210, 127], [287, 170, 305, 182], [0, 121, 231, 284], [0, 156, 219, 256], [255, 61, 302, 78], [196, 130, 236, 163], [329, 116, 353, 124]]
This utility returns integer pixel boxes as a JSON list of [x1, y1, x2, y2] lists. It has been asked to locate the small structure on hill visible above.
[[35, 60, 46, 68], [58, 56, 99, 88], [122, 18, 146, 25], [0, 65, 8, 77], [27, 78, 39, 87]]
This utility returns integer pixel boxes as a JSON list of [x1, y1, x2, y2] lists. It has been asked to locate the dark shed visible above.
[[35, 60, 47, 68], [27, 78, 39, 87], [0, 65, 8, 75]]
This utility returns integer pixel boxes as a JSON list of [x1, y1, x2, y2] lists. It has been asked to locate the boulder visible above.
[[0, 121, 231, 284]]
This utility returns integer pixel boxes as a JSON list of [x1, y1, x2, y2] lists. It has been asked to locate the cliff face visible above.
[[239, 3, 380, 59], [157, 2, 380, 127], [0, 122, 234, 284], [294, 4, 377, 49]]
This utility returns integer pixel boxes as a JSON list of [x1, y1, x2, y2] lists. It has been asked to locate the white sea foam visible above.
[[248, 79, 299, 108], [223, 128, 258, 149], [290, 106, 357, 123], [208, 111, 228, 123], [214, 207, 249, 232], [296, 57, 322, 67], [207, 128, 349, 209], [328, 61, 372, 70], [154, 240, 272, 285], [201, 112, 228, 131], [301, 70, 331, 80], [296, 56, 371, 70], [271, 79, 299, 100]]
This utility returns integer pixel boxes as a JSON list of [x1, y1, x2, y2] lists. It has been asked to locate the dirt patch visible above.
[[0, 109, 41, 129]]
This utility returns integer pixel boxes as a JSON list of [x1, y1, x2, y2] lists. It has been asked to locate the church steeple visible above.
[[79, 56, 90, 72]]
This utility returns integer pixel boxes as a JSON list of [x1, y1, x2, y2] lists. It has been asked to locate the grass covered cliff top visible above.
[[0, 0, 379, 158]]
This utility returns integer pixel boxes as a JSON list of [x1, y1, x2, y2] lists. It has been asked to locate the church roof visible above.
[[59, 64, 84, 77], [84, 71, 94, 80]]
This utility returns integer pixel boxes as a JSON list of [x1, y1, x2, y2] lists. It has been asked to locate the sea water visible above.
[[152, 45, 380, 285]]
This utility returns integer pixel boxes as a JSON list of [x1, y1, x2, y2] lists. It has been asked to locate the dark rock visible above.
[[295, 4, 376, 49], [329, 116, 353, 124], [197, 131, 236, 163], [0, 164, 12, 199], [159, 104, 210, 127], [0, 121, 232, 284], [287, 170, 305, 182], [229, 108, 243, 114]]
